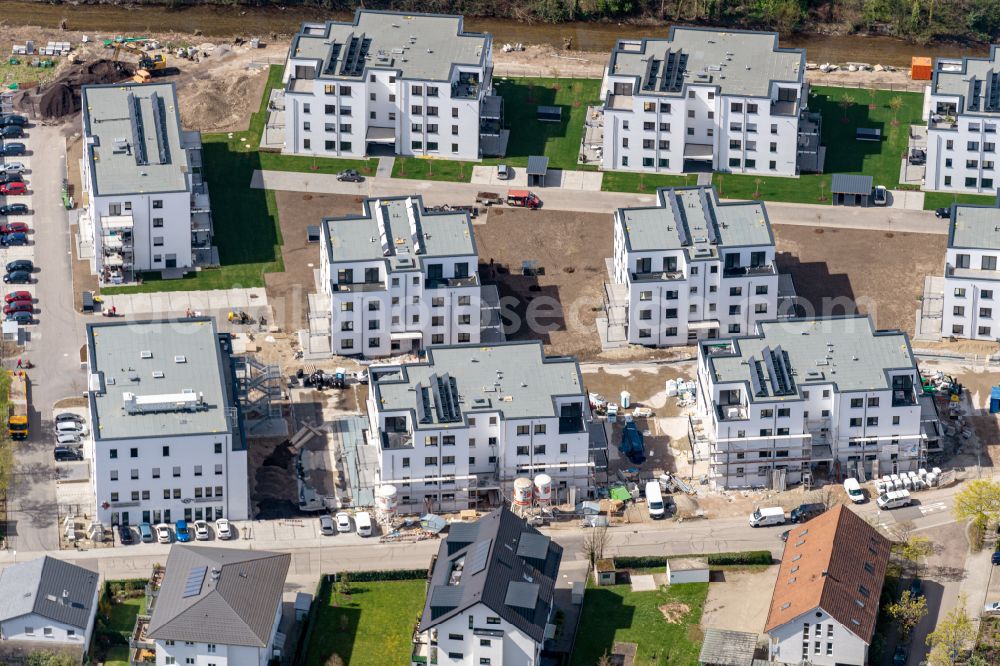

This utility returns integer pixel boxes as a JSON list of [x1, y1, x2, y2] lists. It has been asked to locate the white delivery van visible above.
[[645, 481, 665, 519], [749, 506, 786, 527], [843, 477, 866, 503], [355, 511, 373, 537], [876, 489, 912, 510]]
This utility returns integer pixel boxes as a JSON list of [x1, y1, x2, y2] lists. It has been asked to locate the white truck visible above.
[[843, 477, 866, 503], [877, 489, 912, 510], [645, 481, 666, 520], [749, 506, 786, 527]]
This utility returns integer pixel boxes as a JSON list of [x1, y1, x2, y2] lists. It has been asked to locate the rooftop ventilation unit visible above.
[[174, 355, 187, 364], [152, 371, 165, 379], [122, 391, 203, 414], [140, 350, 153, 359]]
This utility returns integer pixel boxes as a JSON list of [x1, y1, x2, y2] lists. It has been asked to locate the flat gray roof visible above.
[[932, 46, 1000, 115], [699, 628, 757, 666], [289, 10, 488, 83], [608, 27, 803, 98], [87, 318, 233, 440], [373, 341, 585, 423], [527, 155, 549, 175], [323, 196, 477, 268], [949, 203, 1000, 250], [706, 317, 916, 397], [618, 186, 774, 257], [82, 83, 189, 197], [831, 174, 873, 195]]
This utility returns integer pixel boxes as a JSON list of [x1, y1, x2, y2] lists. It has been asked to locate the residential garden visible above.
[[89, 579, 149, 666]]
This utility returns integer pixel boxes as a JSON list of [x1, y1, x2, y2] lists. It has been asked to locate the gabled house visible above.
[[0, 556, 100, 647]]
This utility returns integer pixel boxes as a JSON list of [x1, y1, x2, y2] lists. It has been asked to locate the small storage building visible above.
[[831, 174, 873, 207], [527, 155, 549, 187], [666, 557, 709, 585], [537, 105, 562, 123], [911, 56, 932, 81], [594, 559, 616, 586]]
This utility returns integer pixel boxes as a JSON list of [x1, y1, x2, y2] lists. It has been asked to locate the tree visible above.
[[953, 479, 1000, 526], [25, 652, 76, 666], [886, 590, 928, 643], [839, 93, 854, 123], [926, 596, 975, 666], [889, 96, 904, 126], [898, 534, 934, 578], [583, 524, 609, 565], [868, 86, 879, 110], [597, 650, 614, 666]]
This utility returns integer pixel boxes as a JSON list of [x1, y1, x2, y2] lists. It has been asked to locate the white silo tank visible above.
[[512, 477, 533, 507], [376, 485, 398, 513], [534, 474, 553, 506], [620, 391, 631, 409]]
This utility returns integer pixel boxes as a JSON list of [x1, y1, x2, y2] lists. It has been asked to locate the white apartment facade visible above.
[[612, 185, 781, 346], [925, 45, 1000, 194], [318, 196, 481, 358], [600, 27, 820, 177], [81, 83, 211, 284], [368, 342, 592, 513], [86, 318, 249, 526], [694, 316, 927, 489], [283, 10, 502, 160], [941, 202, 1000, 340]]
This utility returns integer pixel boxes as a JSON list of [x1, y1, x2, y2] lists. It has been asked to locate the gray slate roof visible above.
[[618, 186, 774, 256], [81, 83, 189, 197], [372, 341, 586, 424], [932, 45, 1000, 115], [608, 27, 803, 99], [949, 202, 1000, 250], [527, 155, 549, 176], [699, 628, 758, 666], [148, 545, 290, 647], [0, 556, 99, 630], [419, 506, 562, 642], [830, 174, 873, 196], [705, 316, 916, 398], [289, 10, 489, 83], [87, 318, 234, 440]]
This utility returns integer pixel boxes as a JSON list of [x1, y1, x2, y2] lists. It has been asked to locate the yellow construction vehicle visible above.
[[7, 370, 28, 441], [133, 70, 152, 84]]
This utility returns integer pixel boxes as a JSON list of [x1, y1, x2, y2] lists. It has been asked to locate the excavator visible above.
[[109, 40, 168, 83]]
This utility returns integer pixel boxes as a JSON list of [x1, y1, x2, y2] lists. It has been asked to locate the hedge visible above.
[[612, 551, 772, 569], [331, 569, 428, 582]]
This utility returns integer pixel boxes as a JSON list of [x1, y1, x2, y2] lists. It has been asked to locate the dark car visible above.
[[892, 645, 908, 666], [6, 310, 32, 324], [336, 169, 365, 182], [0, 126, 24, 139], [3, 271, 31, 284], [3, 300, 32, 315], [53, 446, 82, 462], [0, 222, 28, 234], [0, 143, 26, 157], [0, 173, 23, 185], [909, 577, 923, 598], [935, 206, 951, 219], [790, 503, 826, 524], [992, 550, 1000, 565], [6, 260, 33, 273], [118, 524, 135, 545], [908, 148, 926, 165], [0, 203, 28, 216], [2, 232, 28, 247], [0, 115, 27, 127], [778, 529, 791, 542]]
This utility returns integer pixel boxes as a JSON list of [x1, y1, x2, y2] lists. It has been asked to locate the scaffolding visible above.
[[235, 355, 282, 425]]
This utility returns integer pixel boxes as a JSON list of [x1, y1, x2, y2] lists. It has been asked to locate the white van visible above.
[[355, 511, 373, 537], [877, 489, 912, 510], [645, 481, 665, 519], [749, 506, 786, 527], [844, 478, 866, 503]]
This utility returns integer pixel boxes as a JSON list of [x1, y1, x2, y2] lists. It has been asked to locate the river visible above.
[[1, 0, 990, 67]]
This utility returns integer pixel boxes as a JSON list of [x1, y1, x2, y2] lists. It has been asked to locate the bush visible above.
[[613, 556, 667, 569], [706, 551, 773, 566], [331, 569, 427, 582], [969, 518, 986, 553]]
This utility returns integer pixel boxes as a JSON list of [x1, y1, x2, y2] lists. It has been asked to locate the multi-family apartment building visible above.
[[283, 10, 502, 160], [144, 545, 290, 666], [925, 45, 1000, 194], [693, 315, 927, 489], [941, 202, 1000, 340], [611, 185, 781, 346], [600, 27, 820, 177], [86, 318, 249, 526], [765, 505, 890, 666], [367, 341, 593, 513], [81, 82, 211, 284], [411, 506, 562, 666], [317, 195, 481, 358]]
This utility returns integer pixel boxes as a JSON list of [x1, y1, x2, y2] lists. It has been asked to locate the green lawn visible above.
[[304, 578, 426, 666], [107, 595, 146, 640], [601, 171, 699, 194], [104, 646, 130, 666], [258, 151, 377, 176], [571, 580, 709, 666], [923, 191, 997, 211], [392, 157, 477, 182]]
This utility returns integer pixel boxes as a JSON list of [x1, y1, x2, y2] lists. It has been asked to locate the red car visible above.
[[0, 222, 28, 234], [4, 291, 30, 303], [3, 301, 33, 315], [0, 182, 26, 196]]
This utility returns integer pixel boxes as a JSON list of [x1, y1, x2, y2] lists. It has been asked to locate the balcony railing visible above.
[[382, 431, 414, 450], [716, 403, 748, 422], [723, 263, 775, 278], [426, 275, 479, 290], [946, 263, 1000, 280], [332, 281, 386, 293], [631, 269, 684, 282]]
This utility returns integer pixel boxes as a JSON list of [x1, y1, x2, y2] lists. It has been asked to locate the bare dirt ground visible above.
[[582, 363, 694, 418], [701, 566, 780, 633], [773, 225, 946, 337]]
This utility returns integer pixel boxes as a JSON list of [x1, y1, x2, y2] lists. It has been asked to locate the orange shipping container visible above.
[[911, 56, 932, 81]]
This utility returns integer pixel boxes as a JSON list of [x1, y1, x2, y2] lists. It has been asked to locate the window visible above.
[[850, 418, 862, 427], [131, 469, 139, 480], [868, 397, 880, 407], [731, 102, 743, 113], [851, 398, 863, 408], [173, 466, 181, 477], [954, 287, 967, 298], [110, 449, 118, 459], [486, 616, 501, 625], [163, 445, 170, 457], [152, 467, 160, 478], [110, 470, 118, 481], [983, 255, 998, 271], [153, 236, 164, 247]]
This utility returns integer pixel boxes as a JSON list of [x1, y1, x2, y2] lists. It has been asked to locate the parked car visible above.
[[935, 206, 951, 218], [3, 271, 31, 284], [985, 601, 1000, 615], [336, 512, 352, 533], [0, 162, 26, 175], [0, 126, 24, 139], [216, 518, 233, 540], [6, 310, 31, 324], [53, 446, 82, 462], [1, 232, 28, 247], [0, 173, 23, 184], [0, 203, 28, 216], [0, 222, 28, 234], [790, 503, 826, 524], [844, 477, 866, 503], [749, 506, 786, 527], [0, 115, 27, 127], [139, 522, 154, 543], [873, 185, 888, 206], [55, 420, 86, 435], [55, 412, 84, 424], [4, 290, 30, 304], [6, 260, 33, 273], [175, 520, 192, 543], [0, 143, 26, 157], [319, 514, 335, 536], [908, 148, 926, 165], [155, 523, 172, 544], [778, 529, 791, 542], [992, 550, 1000, 566], [55, 432, 82, 445], [118, 524, 135, 545], [877, 489, 913, 510], [909, 578, 923, 599], [892, 645, 908, 666], [0, 182, 26, 196], [3, 300, 32, 315], [336, 169, 364, 182], [193, 520, 210, 541], [497, 164, 511, 180]]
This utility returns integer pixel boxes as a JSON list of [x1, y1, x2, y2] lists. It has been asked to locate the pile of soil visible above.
[[176, 65, 268, 132], [15, 59, 131, 119]]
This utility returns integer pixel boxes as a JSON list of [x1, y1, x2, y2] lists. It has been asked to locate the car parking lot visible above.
[[0, 116, 37, 327]]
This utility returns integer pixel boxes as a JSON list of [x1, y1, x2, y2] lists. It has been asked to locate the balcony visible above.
[[288, 78, 315, 93], [631, 270, 684, 282], [946, 263, 999, 280], [771, 99, 799, 116], [382, 430, 414, 450], [332, 281, 386, 293], [607, 94, 632, 111], [426, 274, 479, 290], [716, 403, 748, 422], [411, 628, 437, 666], [723, 263, 776, 278]]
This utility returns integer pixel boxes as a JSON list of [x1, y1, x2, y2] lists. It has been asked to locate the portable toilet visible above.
[[990, 386, 1000, 413], [620, 390, 631, 409]]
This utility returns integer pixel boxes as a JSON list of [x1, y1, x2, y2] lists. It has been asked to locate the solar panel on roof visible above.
[[468, 538, 492, 575], [182, 566, 208, 598], [151, 92, 171, 166]]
